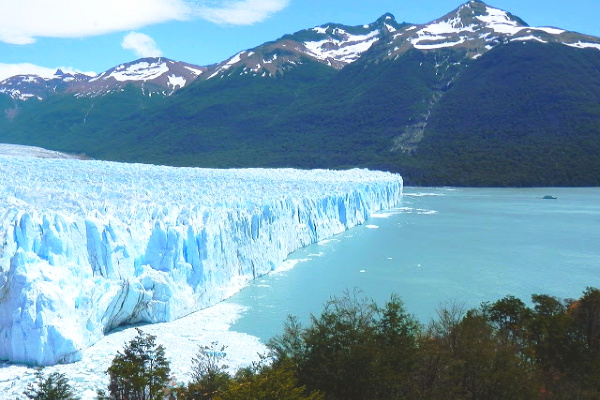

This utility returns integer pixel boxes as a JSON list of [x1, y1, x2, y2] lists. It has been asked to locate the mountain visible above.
[[198, 12, 404, 80], [381, 1, 600, 60], [74, 58, 207, 96], [0, 58, 206, 99], [1, 0, 600, 186], [0, 69, 91, 100], [0, 16, 398, 97]]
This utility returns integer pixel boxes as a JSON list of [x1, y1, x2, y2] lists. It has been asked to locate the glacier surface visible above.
[[0, 152, 402, 366]]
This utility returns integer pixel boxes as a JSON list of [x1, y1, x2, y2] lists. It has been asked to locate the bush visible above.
[[24, 369, 78, 400], [103, 328, 171, 400]]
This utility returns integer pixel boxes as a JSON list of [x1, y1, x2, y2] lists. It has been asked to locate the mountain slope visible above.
[[417, 42, 600, 186], [0, 58, 206, 100], [198, 13, 404, 80], [1, 1, 600, 186], [0, 70, 91, 100], [74, 58, 206, 96]]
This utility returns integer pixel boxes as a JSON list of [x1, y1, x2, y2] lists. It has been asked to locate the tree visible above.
[[24, 369, 79, 400], [567, 287, 600, 397], [220, 363, 323, 400], [180, 342, 231, 400], [268, 290, 422, 400], [528, 294, 573, 395], [105, 328, 171, 400], [483, 295, 530, 348], [373, 294, 421, 399], [429, 300, 467, 352], [415, 301, 466, 396], [299, 289, 380, 400], [267, 315, 307, 371], [570, 287, 600, 353]]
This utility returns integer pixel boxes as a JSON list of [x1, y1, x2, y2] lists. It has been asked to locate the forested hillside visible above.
[[2, 1, 600, 186]]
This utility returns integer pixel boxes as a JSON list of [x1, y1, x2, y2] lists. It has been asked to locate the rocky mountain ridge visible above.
[[3, 1, 599, 100], [1, 1, 600, 186]]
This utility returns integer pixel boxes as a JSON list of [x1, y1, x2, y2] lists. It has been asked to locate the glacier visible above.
[[0, 151, 402, 366]]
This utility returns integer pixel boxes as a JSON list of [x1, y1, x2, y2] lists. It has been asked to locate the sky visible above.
[[1, 0, 599, 81]]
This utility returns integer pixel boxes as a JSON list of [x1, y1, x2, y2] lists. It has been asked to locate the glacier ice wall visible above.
[[0, 154, 402, 365]]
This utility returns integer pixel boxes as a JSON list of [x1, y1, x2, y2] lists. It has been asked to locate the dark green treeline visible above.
[[27, 287, 600, 400]]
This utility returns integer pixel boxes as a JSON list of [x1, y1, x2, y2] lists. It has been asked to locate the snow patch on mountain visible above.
[[413, 37, 467, 50], [303, 29, 379, 64], [511, 35, 548, 44], [385, 23, 397, 33], [0, 154, 402, 366], [101, 61, 170, 82], [420, 18, 476, 36], [0, 88, 38, 101], [207, 51, 246, 80], [475, 6, 523, 35], [167, 74, 186, 89], [566, 41, 600, 50], [22, 76, 40, 84], [184, 66, 204, 76], [263, 53, 278, 64], [532, 27, 565, 35]]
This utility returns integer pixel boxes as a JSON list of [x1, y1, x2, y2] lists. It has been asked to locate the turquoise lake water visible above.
[[226, 187, 600, 342]]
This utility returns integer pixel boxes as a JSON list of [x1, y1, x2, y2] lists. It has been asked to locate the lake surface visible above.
[[227, 187, 600, 342], [2, 187, 599, 399]]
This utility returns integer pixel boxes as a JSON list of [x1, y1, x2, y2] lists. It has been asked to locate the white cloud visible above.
[[0, 63, 95, 82], [0, 0, 290, 45], [122, 32, 163, 58], [193, 0, 290, 25], [0, 0, 188, 45]]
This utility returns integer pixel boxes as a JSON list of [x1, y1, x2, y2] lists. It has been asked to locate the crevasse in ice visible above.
[[0, 154, 402, 365]]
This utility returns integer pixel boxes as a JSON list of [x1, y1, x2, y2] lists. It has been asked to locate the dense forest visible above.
[[3, 42, 600, 186], [25, 287, 600, 400]]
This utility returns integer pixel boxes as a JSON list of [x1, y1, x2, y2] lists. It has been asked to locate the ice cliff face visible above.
[[0, 153, 402, 366]]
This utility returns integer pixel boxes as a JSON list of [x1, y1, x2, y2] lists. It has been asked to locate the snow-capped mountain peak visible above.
[[80, 57, 206, 96], [0, 58, 206, 100], [470, 2, 528, 34], [0, 69, 91, 100], [202, 15, 405, 80], [90, 59, 171, 83], [302, 25, 381, 66], [379, 0, 600, 60], [3, 1, 600, 98]]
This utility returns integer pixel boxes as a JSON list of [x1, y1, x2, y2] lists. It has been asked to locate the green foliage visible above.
[[105, 328, 171, 400], [179, 342, 231, 400], [268, 288, 600, 400], [177, 342, 321, 400], [420, 42, 600, 186], [20, 287, 600, 400], [567, 287, 600, 396], [269, 289, 421, 400], [3, 42, 600, 186], [424, 308, 538, 400], [218, 362, 323, 400], [24, 369, 79, 400], [482, 295, 531, 347]]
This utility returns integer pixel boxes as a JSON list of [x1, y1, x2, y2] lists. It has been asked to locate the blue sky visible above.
[[1, 0, 599, 80]]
